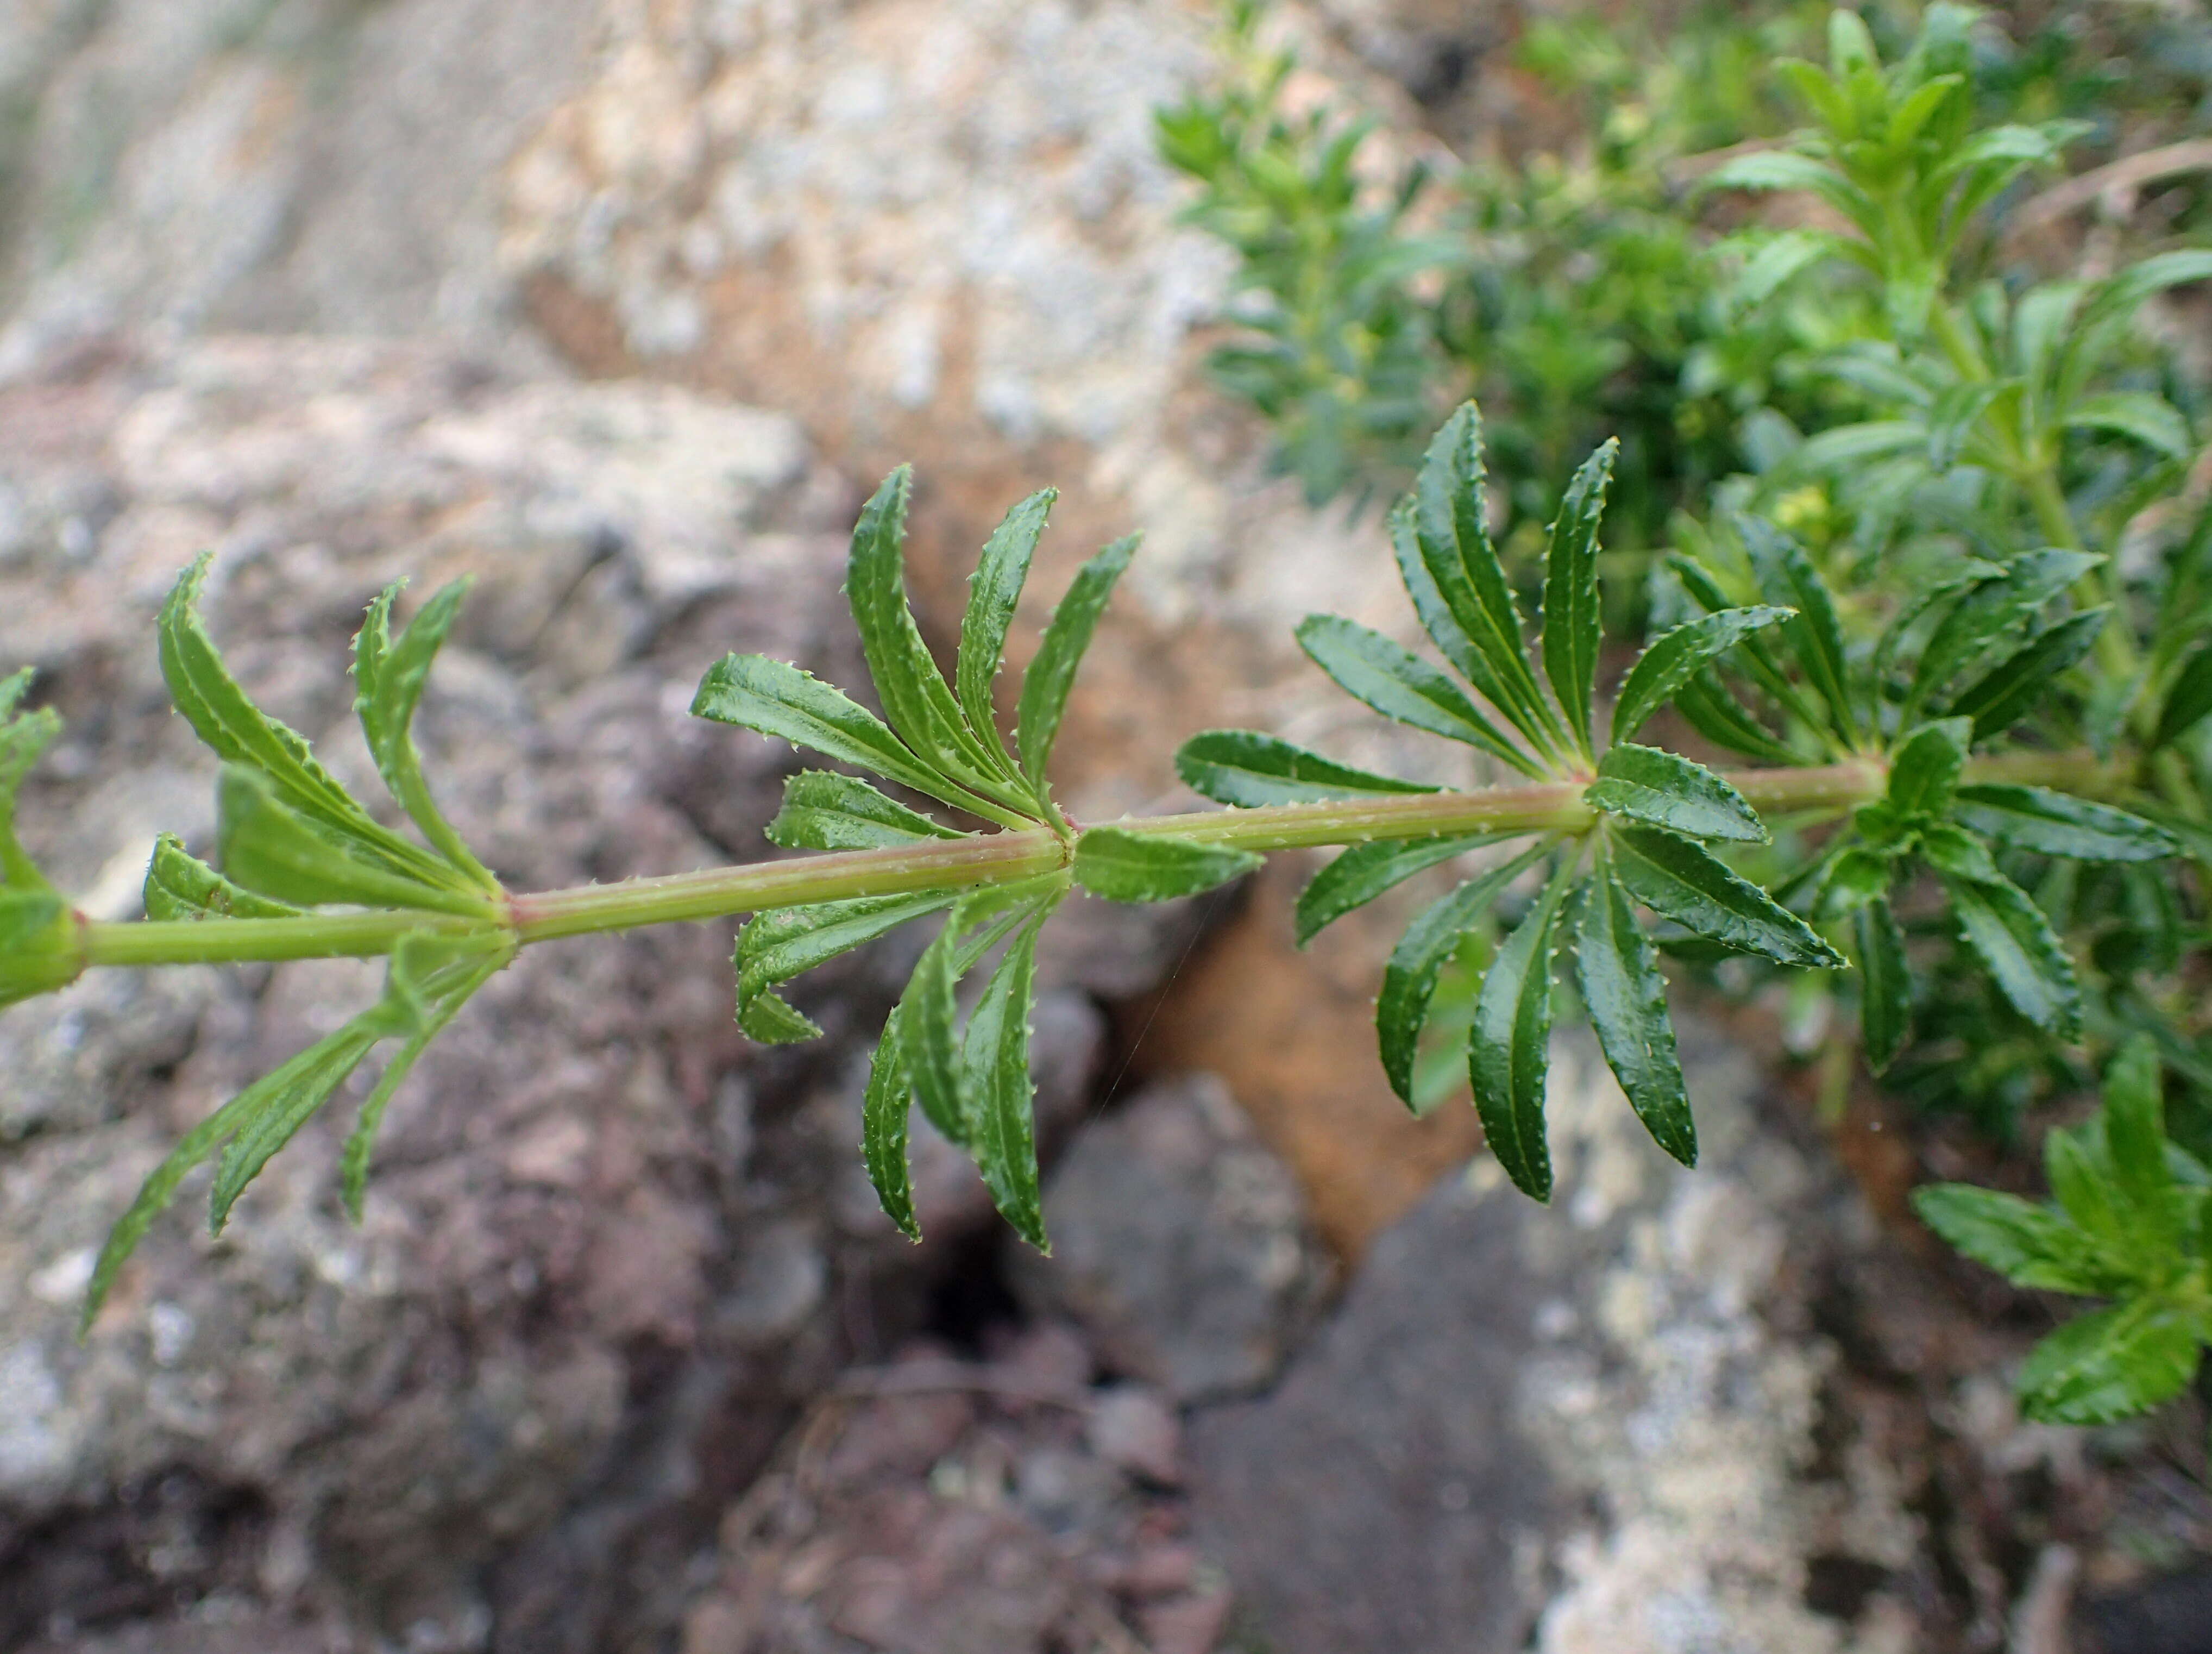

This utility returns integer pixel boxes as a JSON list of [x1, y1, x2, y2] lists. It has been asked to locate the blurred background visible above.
[[2, 2, 2209, 1651]]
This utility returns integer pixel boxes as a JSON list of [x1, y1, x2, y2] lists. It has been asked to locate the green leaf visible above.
[[846, 467, 1010, 797], [2152, 640, 2212, 751], [2046, 1122, 2124, 1246], [1174, 729, 1441, 807], [2103, 1033, 2175, 1240], [159, 557, 473, 900], [1469, 862, 1575, 1201], [957, 487, 1056, 776], [1295, 833, 1500, 946], [2065, 391, 2192, 459], [1793, 419, 1928, 471], [764, 771, 965, 851], [861, 1008, 919, 1241], [961, 910, 1050, 1249], [2016, 1299, 2202, 1426], [691, 653, 1013, 824], [1918, 822, 2003, 885], [1296, 614, 1544, 775], [216, 766, 488, 917], [1541, 439, 1616, 758], [1576, 854, 1694, 1167], [0, 888, 79, 1010], [1670, 671, 1803, 766], [142, 832, 301, 921], [896, 884, 1058, 1149], [0, 667, 60, 890], [1072, 826, 1261, 904], [1610, 606, 1794, 744], [354, 578, 493, 886], [1586, 745, 1767, 844], [1610, 826, 1845, 968], [1908, 550, 2102, 715], [736, 892, 959, 1044], [1951, 785, 2177, 863], [1394, 404, 1566, 755], [1911, 1184, 2115, 1294], [2056, 250, 2212, 409], [1377, 843, 1551, 1107], [1855, 897, 1912, 1073], [1887, 718, 1971, 819], [1940, 870, 2082, 1039], [1944, 607, 2107, 741], [1742, 519, 1856, 743], [1015, 534, 1138, 795]]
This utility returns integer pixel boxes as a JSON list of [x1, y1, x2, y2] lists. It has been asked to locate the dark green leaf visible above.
[[1610, 606, 1794, 743], [957, 487, 1055, 775], [1585, 745, 1767, 843], [1940, 870, 2082, 1039], [1295, 834, 1499, 946], [896, 885, 1058, 1149], [2153, 641, 2212, 751], [1912, 1184, 2115, 1294], [1952, 785, 2177, 862], [1072, 827, 1261, 904], [2103, 1033, 2175, 1239], [862, 1008, 919, 1241], [2016, 1300, 2202, 1426], [2056, 250, 2212, 408], [1576, 854, 1694, 1167], [736, 892, 959, 1044], [1944, 607, 2107, 741], [1541, 439, 1616, 757], [1855, 897, 1912, 1073], [1908, 550, 2101, 715], [1610, 826, 1845, 968], [1015, 534, 1138, 794], [1377, 843, 1551, 1107], [2065, 391, 2192, 459], [354, 578, 493, 885], [217, 766, 487, 917], [1742, 519, 1856, 743], [1470, 862, 1575, 1201], [1887, 718, 1971, 818], [962, 911, 1049, 1249], [765, 772, 965, 851], [1814, 847, 1895, 918], [1670, 671, 1803, 766], [1296, 614, 1543, 775], [1918, 823, 2003, 885], [143, 832, 301, 921], [1173, 729, 1439, 807]]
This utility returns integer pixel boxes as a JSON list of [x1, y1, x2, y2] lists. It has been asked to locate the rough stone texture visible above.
[[1008, 1073, 1331, 1404], [0, 334, 1155, 1652], [1190, 1023, 1926, 1654]]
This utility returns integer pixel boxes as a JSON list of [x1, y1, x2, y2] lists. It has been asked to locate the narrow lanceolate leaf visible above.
[[1943, 607, 2107, 740], [1541, 439, 1617, 757], [1907, 550, 2101, 715], [217, 767, 487, 917], [1911, 1184, 2113, 1294], [1015, 534, 1138, 794], [205, 1029, 384, 1235], [2102, 1033, 2174, 1240], [1377, 843, 1551, 1106], [160, 557, 466, 897], [1610, 606, 1794, 743], [1576, 855, 1694, 1167], [1174, 730, 1440, 807], [354, 577, 492, 885], [1072, 827, 1261, 904], [2064, 391, 2192, 459], [692, 653, 1006, 821], [1396, 404, 1566, 754], [1742, 520, 1856, 742], [142, 832, 301, 921], [901, 898, 972, 1148], [1296, 614, 1543, 775], [1469, 863, 1575, 1201], [1610, 826, 1845, 968], [1918, 824, 2002, 886], [1295, 834, 1500, 946], [1670, 671, 1803, 767], [2016, 1300, 2202, 1426], [1855, 897, 1912, 1073], [862, 1008, 920, 1240], [765, 771, 965, 851], [957, 487, 1056, 776], [1886, 718, 1971, 819], [846, 466, 1007, 793], [1939, 870, 2082, 1040], [962, 912, 1049, 1249], [736, 892, 958, 1044], [2152, 640, 2212, 751], [1951, 785, 2177, 863], [1585, 745, 1767, 843], [0, 667, 60, 887]]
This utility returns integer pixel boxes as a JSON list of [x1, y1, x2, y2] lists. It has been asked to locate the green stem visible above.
[[72, 749, 2118, 974]]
